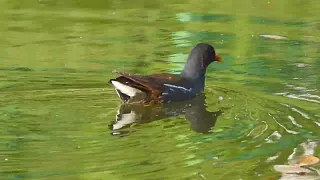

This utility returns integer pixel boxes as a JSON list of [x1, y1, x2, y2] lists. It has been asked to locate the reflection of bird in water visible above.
[[109, 94, 225, 136]]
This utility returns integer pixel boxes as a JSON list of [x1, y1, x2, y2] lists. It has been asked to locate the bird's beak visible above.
[[214, 54, 223, 62]]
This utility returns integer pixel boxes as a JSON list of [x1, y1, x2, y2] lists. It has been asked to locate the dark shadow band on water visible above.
[[249, 16, 309, 27], [176, 13, 235, 23]]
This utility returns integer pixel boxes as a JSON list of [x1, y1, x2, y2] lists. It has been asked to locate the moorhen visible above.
[[109, 43, 222, 104]]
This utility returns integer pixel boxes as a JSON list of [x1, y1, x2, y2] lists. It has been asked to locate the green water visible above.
[[1, 0, 320, 179]]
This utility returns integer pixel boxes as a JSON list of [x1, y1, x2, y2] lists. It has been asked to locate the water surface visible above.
[[1, 0, 320, 179]]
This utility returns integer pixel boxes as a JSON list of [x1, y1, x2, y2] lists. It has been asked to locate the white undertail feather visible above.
[[111, 80, 143, 97]]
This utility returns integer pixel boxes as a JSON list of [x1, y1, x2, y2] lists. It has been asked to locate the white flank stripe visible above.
[[111, 80, 142, 97], [163, 83, 192, 92]]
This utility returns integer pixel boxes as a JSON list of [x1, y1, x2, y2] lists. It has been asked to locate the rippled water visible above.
[[1, 0, 320, 179]]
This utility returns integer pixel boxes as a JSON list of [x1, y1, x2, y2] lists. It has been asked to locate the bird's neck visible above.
[[180, 64, 206, 91]]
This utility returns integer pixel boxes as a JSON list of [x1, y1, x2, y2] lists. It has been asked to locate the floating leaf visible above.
[[296, 155, 320, 167]]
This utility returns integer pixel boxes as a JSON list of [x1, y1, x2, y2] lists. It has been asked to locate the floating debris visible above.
[[259, 34, 287, 40], [296, 63, 306, 68], [274, 165, 311, 174], [274, 155, 320, 176]]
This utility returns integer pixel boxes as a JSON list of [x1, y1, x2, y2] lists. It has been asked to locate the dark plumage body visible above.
[[109, 43, 222, 104]]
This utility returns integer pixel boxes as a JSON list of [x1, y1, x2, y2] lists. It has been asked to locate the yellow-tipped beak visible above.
[[215, 54, 223, 62]]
